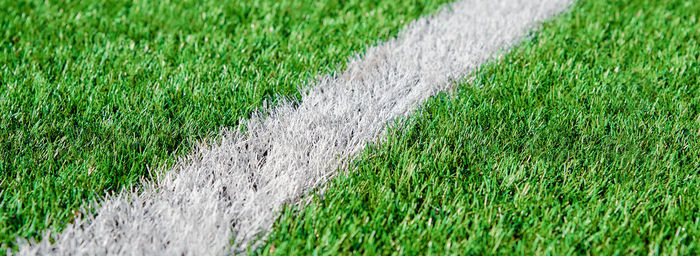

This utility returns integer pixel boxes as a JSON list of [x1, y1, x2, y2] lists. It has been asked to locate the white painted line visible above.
[[17, 0, 572, 254]]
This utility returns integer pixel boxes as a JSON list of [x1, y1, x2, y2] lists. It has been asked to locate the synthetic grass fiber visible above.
[[262, 0, 700, 254], [15, 0, 571, 254], [0, 0, 453, 247]]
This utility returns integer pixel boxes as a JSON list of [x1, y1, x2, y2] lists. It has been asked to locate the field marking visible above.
[[18, 0, 571, 254]]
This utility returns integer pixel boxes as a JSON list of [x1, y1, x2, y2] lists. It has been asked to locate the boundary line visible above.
[[18, 0, 572, 254]]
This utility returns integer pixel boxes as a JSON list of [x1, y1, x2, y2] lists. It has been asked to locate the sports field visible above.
[[2, 0, 698, 254]]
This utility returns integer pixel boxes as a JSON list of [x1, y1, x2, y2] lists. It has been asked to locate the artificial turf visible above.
[[261, 0, 700, 254], [0, 0, 453, 247]]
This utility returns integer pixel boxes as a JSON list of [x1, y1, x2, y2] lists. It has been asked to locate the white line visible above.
[[17, 0, 571, 254]]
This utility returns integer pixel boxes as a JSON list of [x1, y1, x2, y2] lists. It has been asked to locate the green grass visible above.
[[0, 0, 453, 247], [262, 0, 700, 254]]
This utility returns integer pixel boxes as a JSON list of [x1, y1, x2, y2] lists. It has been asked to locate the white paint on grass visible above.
[[18, 0, 571, 254]]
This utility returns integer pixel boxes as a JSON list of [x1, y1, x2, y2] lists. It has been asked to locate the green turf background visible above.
[[0, 0, 452, 247], [262, 0, 700, 254]]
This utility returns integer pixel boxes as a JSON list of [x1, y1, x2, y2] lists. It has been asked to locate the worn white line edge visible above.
[[17, 0, 572, 254]]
